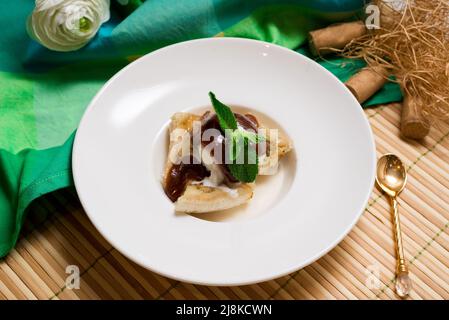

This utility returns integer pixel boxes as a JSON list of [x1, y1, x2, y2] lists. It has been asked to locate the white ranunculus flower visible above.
[[27, 0, 110, 52]]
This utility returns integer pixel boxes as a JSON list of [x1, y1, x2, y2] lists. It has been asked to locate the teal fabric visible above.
[[0, 0, 402, 257]]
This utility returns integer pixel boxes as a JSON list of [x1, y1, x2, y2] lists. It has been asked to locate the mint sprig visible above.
[[237, 129, 265, 144], [209, 92, 260, 183], [208, 92, 238, 130], [228, 137, 259, 183]]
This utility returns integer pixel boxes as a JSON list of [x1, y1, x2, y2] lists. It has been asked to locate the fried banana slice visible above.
[[175, 183, 254, 213]]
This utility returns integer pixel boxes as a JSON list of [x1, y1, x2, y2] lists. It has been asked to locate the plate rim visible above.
[[72, 37, 377, 286]]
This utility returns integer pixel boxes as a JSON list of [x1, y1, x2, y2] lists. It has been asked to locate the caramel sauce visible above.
[[164, 156, 210, 202]]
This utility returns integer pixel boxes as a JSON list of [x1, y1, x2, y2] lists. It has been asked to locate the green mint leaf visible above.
[[238, 129, 265, 144], [208, 92, 259, 183], [228, 130, 242, 162], [228, 137, 258, 183], [209, 92, 238, 130]]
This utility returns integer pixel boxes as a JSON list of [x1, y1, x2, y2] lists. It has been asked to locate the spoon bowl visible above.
[[376, 154, 407, 198]]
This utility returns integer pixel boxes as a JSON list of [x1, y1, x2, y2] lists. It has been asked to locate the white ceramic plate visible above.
[[73, 38, 376, 286]]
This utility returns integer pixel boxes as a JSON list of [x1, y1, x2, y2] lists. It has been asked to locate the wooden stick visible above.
[[400, 91, 430, 139], [345, 66, 389, 104], [308, 21, 367, 56]]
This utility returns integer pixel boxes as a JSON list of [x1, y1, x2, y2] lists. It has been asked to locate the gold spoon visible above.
[[376, 154, 412, 298]]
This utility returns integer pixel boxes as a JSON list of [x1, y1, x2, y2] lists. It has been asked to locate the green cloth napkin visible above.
[[0, 0, 402, 258]]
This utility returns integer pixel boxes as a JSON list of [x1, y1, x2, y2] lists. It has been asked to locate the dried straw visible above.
[[341, 0, 449, 121]]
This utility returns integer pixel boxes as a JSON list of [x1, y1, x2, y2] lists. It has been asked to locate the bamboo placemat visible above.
[[0, 103, 448, 300]]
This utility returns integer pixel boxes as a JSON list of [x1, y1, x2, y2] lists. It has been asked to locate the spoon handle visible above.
[[391, 197, 408, 273], [391, 196, 413, 298]]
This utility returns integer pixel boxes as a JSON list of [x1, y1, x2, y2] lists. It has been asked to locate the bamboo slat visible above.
[[0, 103, 448, 300]]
